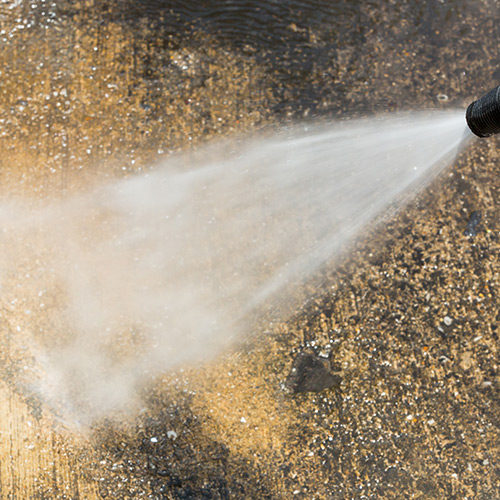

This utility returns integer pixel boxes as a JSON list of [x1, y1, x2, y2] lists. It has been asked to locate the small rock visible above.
[[443, 316, 453, 326], [464, 210, 481, 237], [167, 430, 178, 440], [459, 350, 473, 371], [286, 350, 342, 393]]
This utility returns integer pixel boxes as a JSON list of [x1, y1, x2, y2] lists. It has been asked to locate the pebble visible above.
[[443, 316, 453, 326], [464, 211, 482, 237], [286, 350, 342, 393]]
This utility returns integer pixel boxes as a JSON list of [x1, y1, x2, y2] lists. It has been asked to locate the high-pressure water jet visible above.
[[466, 84, 500, 137]]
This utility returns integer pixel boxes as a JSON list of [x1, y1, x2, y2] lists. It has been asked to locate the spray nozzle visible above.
[[466, 85, 500, 137]]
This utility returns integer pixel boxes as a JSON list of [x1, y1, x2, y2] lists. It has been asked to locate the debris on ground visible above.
[[286, 350, 342, 393]]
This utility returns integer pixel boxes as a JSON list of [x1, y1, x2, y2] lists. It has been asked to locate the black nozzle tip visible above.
[[466, 85, 500, 137]]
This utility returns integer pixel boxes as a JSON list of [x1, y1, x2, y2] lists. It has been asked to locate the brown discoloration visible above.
[[1, 0, 500, 499], [0, 381, 99, 498]]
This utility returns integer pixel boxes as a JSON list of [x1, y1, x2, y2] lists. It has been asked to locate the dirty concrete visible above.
[[0, 0, 500, 499]]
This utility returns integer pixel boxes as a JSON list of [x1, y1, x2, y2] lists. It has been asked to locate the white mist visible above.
[[0, 111, 470, 424]]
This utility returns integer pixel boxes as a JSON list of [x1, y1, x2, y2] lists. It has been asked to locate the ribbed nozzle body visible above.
[[466, 85, 500, 137]]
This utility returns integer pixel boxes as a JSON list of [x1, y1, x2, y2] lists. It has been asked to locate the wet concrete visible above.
[[1, 0, 500, 498]]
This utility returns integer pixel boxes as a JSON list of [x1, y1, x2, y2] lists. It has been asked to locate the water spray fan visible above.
[[466, 85, 500, 137]]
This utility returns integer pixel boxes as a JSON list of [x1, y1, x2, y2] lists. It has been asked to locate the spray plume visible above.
[[0, 111, 468, 425]]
